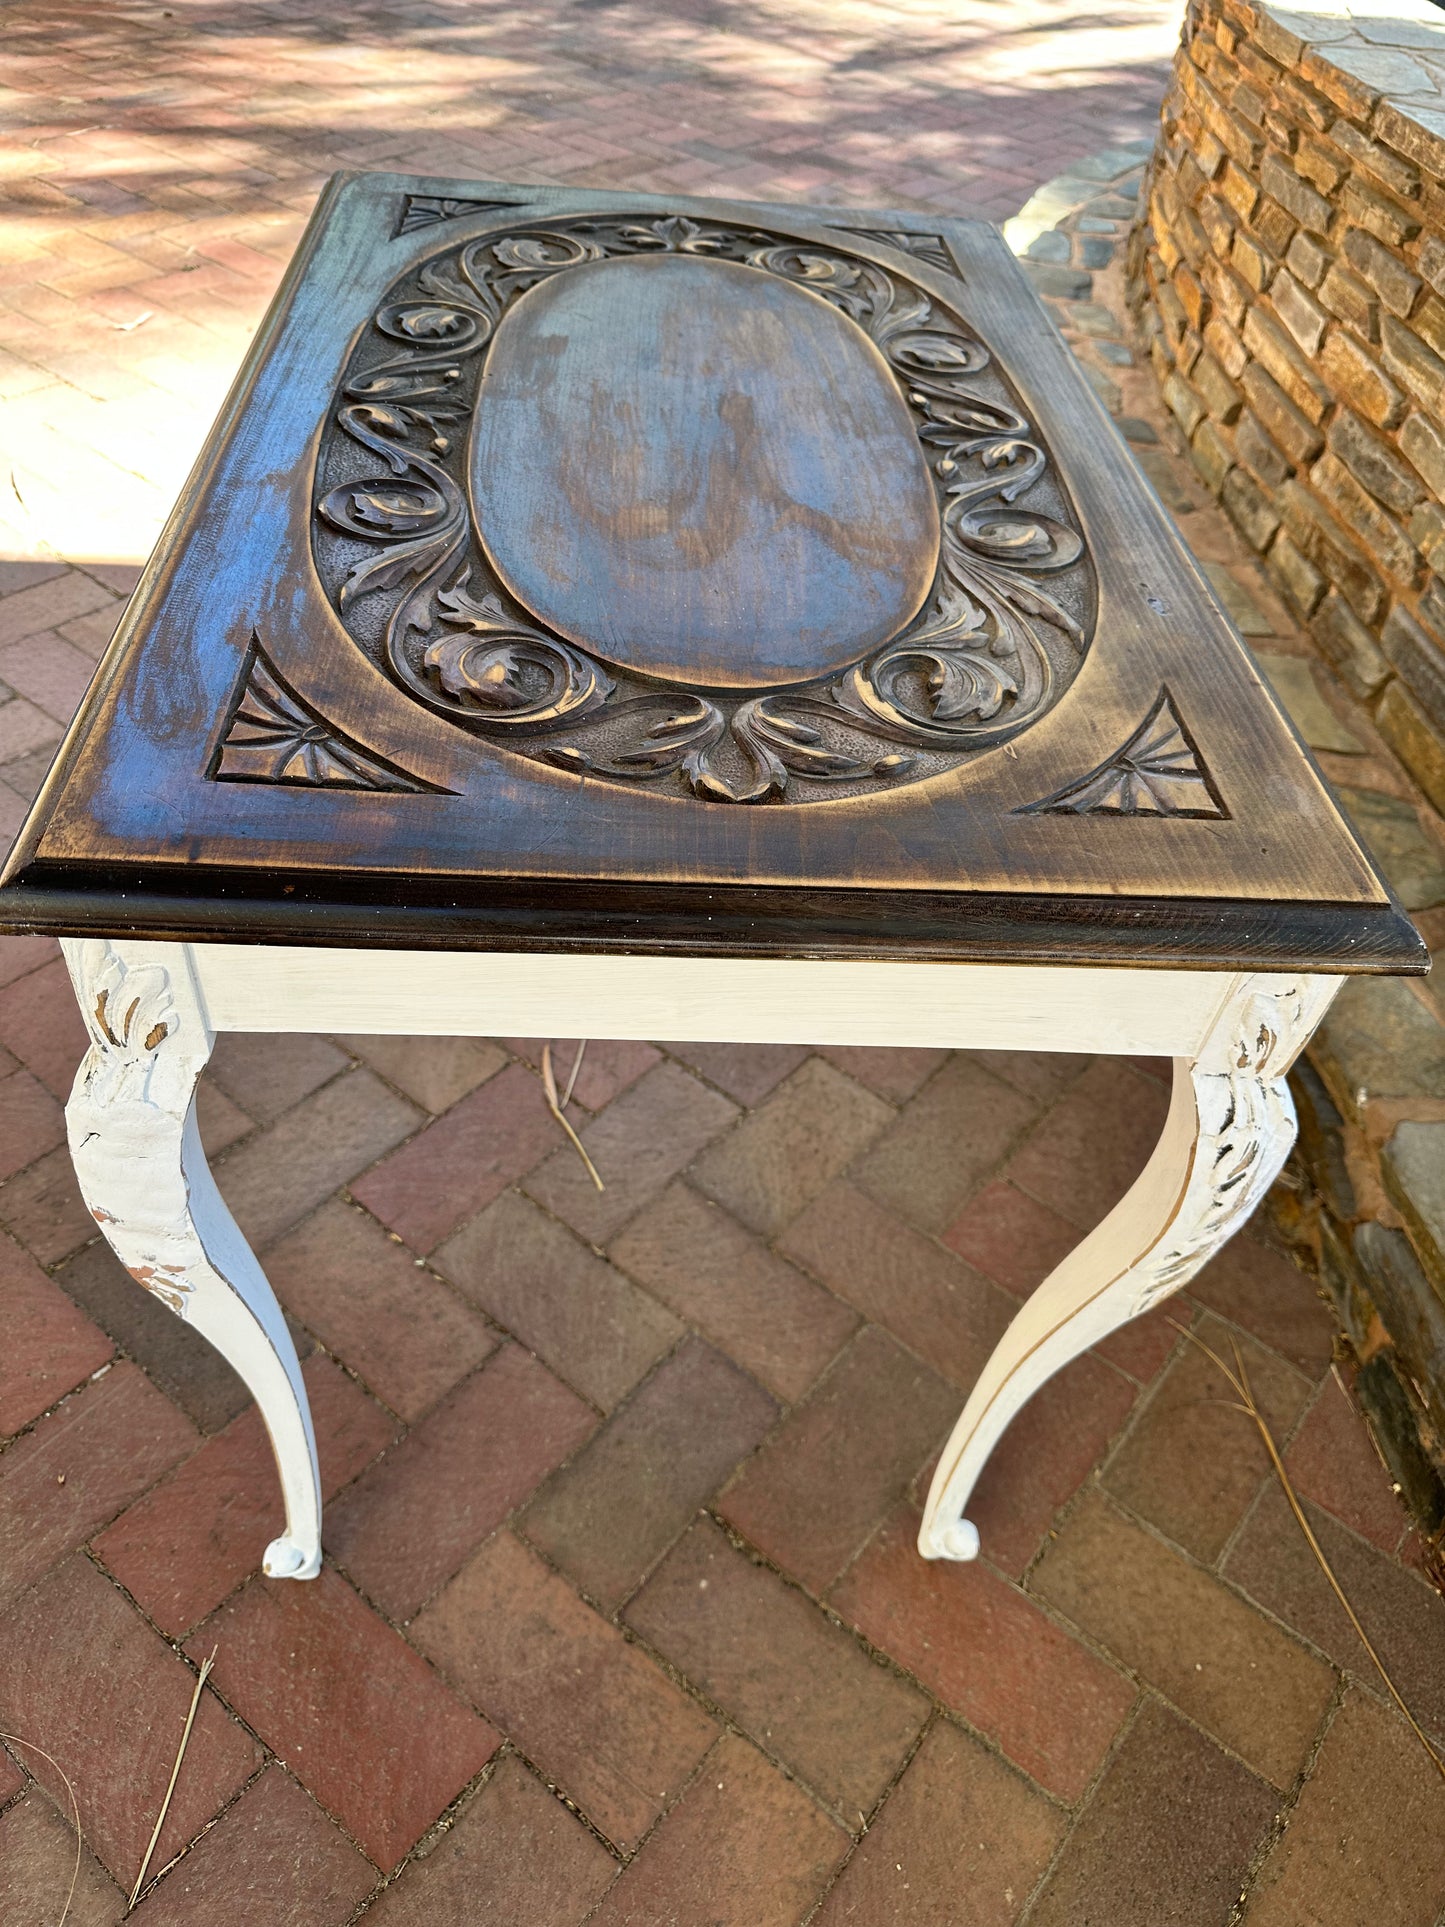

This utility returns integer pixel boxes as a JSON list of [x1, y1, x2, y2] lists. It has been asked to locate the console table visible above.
[[0, 174, 1423, 1585]]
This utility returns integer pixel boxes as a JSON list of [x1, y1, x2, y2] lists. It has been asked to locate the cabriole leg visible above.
[[61, 937, 321, 1580], [919, 972, 1341, 1563]]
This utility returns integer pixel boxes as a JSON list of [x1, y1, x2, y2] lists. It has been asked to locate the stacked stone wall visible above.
[[1127, 0, 1445, 813], [1129, 0, 1445, 1550]]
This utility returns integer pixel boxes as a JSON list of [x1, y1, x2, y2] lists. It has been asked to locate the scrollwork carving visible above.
[[311, 213, 1096, 803], [420, 582, 614, 726]]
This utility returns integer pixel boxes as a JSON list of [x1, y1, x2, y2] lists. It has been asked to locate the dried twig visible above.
[[540, 1043, 604, 1191], [2, 1729, 83, 1927], [127, 1647, 217, 1910], [1172, 1320, 1445, 1783], [560, 1038, 587, 1112]]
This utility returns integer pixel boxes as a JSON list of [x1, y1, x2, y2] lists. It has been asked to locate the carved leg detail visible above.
[[918, 973, 1341, 1563], [61, 938, 321, 1580]]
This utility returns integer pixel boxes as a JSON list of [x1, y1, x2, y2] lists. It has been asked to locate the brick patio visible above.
[[3, 2, 1445, 1923]]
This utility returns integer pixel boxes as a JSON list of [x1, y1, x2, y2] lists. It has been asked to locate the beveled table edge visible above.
[[0, 866, 1426, 973]]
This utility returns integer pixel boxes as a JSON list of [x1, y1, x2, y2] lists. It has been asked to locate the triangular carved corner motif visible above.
[[838, 227, 957, 276], [395, 194, 526, 237], [1016, 689, 1228, 819], [210, 638, 440, 793]]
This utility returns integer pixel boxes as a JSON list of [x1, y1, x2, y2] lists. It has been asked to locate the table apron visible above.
[[183, 945, 1285, 1058]]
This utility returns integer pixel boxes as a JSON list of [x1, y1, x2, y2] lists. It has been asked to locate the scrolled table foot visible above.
[[263, 1536, 323, 1581], [919, 1515, 981, 1562]]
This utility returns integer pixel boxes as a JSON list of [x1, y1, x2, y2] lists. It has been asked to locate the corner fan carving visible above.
[[212, 638, 436, 792], [310, 214, 1097, 804], [1018, 690, 1226, 819]]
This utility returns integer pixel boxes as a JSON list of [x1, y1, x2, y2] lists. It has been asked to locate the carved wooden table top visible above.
[[0, 174, 1425, 972]]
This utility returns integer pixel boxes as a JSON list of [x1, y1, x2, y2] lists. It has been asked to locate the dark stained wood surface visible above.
[[472, 254, 939, 687], [0, 173, 1426, 973], [0, 866, 1421, 971]]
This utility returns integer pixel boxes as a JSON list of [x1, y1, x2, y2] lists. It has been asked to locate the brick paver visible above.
[[414, 1529, 717, 1852], [831, 1507, 1135, 1803], [813, 1718, 1064, 1927], [358, 1753, 617, 1927], [1242, 1689, 1445, 1927], [625, 1515, 930, 1822], [1033, 1491, 1337, 1791], [718, 1326, 958, 1595], [0, 961, 1438, 1918], [0, 1554, 262, 1885], [1100, 1311, 1313, 1564], [1023, 1698, 1279, 1927], [588, 1731, 849, 1927], [521, 1333, 779, 1611], [122, 1767, 376, 1927], [323, 1344, 595, 1619], [0, 1788, 127, 1927], [2, 0, 1443, 1919], [193, 1566, 500, 1870]]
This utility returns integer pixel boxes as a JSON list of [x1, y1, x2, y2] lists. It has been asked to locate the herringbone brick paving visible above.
[[3, 984, 1444, 1925], [2, 1, 1444, 1922]]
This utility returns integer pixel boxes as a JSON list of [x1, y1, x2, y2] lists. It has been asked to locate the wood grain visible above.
[[470, 253, 938, 687]]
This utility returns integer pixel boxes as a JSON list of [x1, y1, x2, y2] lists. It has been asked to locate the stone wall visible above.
[[1129, 0, 1445, 804], [1128, 0, 1445, 1553]]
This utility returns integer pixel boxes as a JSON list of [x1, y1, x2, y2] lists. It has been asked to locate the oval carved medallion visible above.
[[471, 254, 940, 689], [312, 213, 1096, 804]]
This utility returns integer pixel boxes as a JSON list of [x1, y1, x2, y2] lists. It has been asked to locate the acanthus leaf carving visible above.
[[1127, 976, 1334, 1315], [611, 213, 729, 255], [419, 580, 614, 724], [312, 214, 1097, 804], [64, 938, 195, 1313], [79, 940, 175, 1096]]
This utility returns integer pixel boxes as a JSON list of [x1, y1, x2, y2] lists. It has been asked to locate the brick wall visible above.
[[1127, 0, 1445, 1551]]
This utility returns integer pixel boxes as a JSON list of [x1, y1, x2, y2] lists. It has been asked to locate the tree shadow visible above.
[[6, 0, 1178, 230]]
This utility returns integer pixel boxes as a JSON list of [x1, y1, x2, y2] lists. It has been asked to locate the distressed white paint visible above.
[[917, 971, 1341, 1560], [191, 945, 1245, 1057], [60, 938, 1340, 1583], [60, 938, 321, 1580]]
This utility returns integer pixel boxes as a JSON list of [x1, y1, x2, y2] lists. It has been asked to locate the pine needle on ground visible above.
[[541, 1041, 604, 1191], [1172, 1320, 1445, 1784], [127, 1646, 217, 1910], [560, 1038, 587, 1111], [1, 1729, 82, 1927]]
